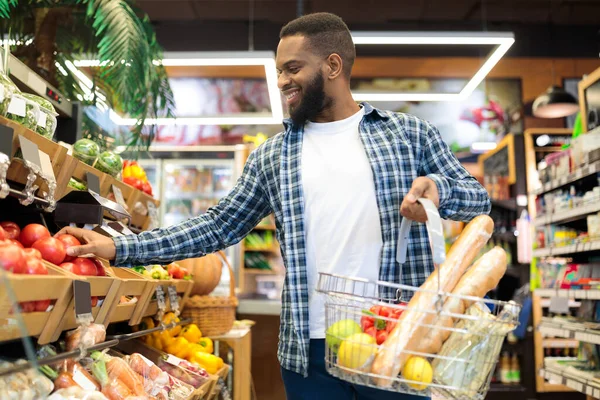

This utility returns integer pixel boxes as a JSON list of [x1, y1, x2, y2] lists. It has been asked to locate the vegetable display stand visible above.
[[206, 365, 231, 400], [105, 266, 156, 326], [0, 262, 76, 344], [182, 251, 238, 337], [142, 278, 194, 317], [318, 199, 521, 400], [128, 188, 159, 229]]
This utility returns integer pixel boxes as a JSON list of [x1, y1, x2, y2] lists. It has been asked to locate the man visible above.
[[59, 12, 490, 400]]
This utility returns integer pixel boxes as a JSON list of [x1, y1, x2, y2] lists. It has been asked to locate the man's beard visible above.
[[289, 72, 328, 126]]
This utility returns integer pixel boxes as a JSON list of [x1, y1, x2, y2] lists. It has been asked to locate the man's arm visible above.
[[419, 123, 491, 221], [59, 151, 272, 266]]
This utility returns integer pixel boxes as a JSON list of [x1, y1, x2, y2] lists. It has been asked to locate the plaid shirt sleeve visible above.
[[419, 122, 491, 220], [112, 151, 272, 267]]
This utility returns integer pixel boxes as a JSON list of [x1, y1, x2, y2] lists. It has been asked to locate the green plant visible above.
[[0, 0, 175, 150]]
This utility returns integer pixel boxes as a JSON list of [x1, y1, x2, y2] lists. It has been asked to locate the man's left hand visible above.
[[400, 177, 440, 223]]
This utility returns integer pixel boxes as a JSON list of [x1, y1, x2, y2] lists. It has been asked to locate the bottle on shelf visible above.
[[510, 353, 521, 384], [500, 352, 512, 384]]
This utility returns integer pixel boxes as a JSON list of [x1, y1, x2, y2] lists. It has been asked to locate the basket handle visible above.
[[396, 197, 446, 265], [216, 250, 236, 298]]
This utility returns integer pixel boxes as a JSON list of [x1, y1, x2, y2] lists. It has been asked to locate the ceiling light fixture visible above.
[[350, 31, 515, 102], [75, 51, 284, 126]]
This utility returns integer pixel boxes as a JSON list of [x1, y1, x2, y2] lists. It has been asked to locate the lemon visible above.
[[402, 356, 433, 390], [326, 319, 362, 353], [337, 333, 377, 371]]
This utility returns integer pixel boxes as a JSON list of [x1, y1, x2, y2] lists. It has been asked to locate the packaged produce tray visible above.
[[317, 198, 521, 400], [0, 261, 75, 344]]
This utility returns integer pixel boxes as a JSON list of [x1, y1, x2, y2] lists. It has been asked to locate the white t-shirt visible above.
[[302, 107, 383, 338]]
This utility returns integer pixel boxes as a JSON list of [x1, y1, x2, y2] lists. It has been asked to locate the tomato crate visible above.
[[107, 266, 158, 326], [0, 262, 75, 344]]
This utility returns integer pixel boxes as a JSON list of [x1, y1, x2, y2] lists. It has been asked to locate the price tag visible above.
[[37, 112, 47, 128], [100, 224, 123, 237], [38, 152, 55, 181], [0, 85, 4, 102], [166, 354, 182, 366], [0, 125, 14, 158], [549, 297, 570, 314], [167, 285, 179, 311], [86, 172, 101, 194], [19, 136, 41, 168], [155, 285, 166, 311], [73, 280, 92, 319], [112, 184, 127, 208], [7, 96, 26, 117]]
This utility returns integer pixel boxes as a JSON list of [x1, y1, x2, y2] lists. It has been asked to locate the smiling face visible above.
[[276, 35, 332, 125]]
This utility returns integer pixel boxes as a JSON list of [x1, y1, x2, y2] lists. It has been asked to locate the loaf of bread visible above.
[[370, 215, 494, 387], [414, 246, 508, 355]]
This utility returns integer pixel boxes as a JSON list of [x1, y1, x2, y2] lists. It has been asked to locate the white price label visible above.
[[166, 354, 182, 366], [37, 111, 47, 128], [549, 297, 570, 314], [0, 85, 4, 102], [7, 96, 26, 117], [156, 286, 166, 311], [73, 369, 98, 392], [38, 152, 55, 181], [167, 285, 179, 310]]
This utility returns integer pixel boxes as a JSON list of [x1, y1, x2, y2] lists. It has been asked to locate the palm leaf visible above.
[[0, 0, 17, 18]]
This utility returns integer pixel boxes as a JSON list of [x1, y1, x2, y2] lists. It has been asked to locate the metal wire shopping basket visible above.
[[316, 198, 521, 400]]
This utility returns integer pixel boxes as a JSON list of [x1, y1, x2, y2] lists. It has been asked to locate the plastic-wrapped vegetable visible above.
[[68, 177, 88, 191], [6, 93, 40, 130], [65, 323, 106, 351], [95, 151, 123, 178], [73, 139, 100, 166], [48, 387, 108, 400], [22, 93, 58, 139], [156, 354, 210, 388], [125, 353, 170, 397], [0, 73, 19, 117], [91, 351, 148, 399], [0, 361, 54, 400]]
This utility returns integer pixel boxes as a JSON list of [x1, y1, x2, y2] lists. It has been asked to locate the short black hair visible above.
[[279, 12, 355, 80]]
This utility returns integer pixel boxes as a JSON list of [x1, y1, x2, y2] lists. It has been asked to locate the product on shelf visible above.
[[73, 139, 100, 166], [95, 151, 123, 178], [67, 177, 88, 191], [65, 323, 106, 351], [122, 160, 153, 196], [22, 93, 58, 139], [0, 73, 19, 117], [0, 361, 54, 399]]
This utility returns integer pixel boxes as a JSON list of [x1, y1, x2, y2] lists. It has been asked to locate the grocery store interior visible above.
[[0, 0, 600, 399]]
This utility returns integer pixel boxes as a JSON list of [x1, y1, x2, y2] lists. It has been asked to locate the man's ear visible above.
[[326, 53, 344, 80]]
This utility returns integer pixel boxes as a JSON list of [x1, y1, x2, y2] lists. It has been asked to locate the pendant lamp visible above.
[[532, 86, 579, 118]]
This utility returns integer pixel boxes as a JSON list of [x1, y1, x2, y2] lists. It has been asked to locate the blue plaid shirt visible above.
[[113, 102, 490, 377]]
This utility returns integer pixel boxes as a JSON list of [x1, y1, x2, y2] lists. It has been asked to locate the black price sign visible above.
[[167, 285, 179, 311], [155, 285, 166, 311], [73, 280, 92, 319], [0, 125, 14, 157], [86, 172, 101, 194]]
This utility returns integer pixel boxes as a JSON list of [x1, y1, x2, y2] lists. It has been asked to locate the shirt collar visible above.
[[282, 102, 389, 131]]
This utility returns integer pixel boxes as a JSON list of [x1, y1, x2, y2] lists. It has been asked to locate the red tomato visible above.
[[91, 296, 98, 307], [32, 237, 66, 265], [360, 315, 374, 332], [23, 248, 42, 259], [0, 244, 26, 273], [91, 258, 106, 276], [0, 226, 6, 240], [55, 234, 81, 262], [378, 306, 391, 318], [60, 262, 75, 273], [19, 301, 36, 313], [34, 299, 51, 312], [364, 326, 377, 339], [376, 329, 389, 345], [123, 176, 143, 190], [0, 222, 20, 241], [72, 257, 98, 276], [25, 258, 48, 275], [20, 224, 50, 248], [142, 181, 153, 196], [9, 240, 24, 249]]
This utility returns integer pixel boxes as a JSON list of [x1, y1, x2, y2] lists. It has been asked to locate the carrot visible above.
[[106, 357, 146, 396], [101, 378, 133, 400]]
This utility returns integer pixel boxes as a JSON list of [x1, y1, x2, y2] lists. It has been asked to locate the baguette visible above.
[[370, 215, 494, 387], [414, 246, 508, 355]]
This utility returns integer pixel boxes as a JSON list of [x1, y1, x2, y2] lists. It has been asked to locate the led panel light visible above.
[[350, 31, 514, 102], [75, 51, 284, 126]]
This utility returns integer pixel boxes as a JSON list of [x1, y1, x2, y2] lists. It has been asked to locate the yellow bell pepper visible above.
[[165, 336, 191, 359], [181, 324, 202, 343], [163, 312, 181, 336], [132, 316, 155, 333], [198, 337, 214, 354], [153, 336, 164, 351], [145, 335, 155, 348], [123, 165, 147, 182], [190, 352, 223, 375], [186, 344, 205, 358]]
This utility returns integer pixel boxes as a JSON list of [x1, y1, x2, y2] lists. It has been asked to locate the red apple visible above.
[[0, 222, 20, 241], [20, 224, 50, 248], [55, 234, 81, 262], [72, 257, 98, 276]]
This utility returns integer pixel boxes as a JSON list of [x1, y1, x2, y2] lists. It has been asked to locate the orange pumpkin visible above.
[[179, 253, 223, 296]]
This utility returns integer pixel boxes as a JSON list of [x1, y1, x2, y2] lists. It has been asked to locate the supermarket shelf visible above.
[[492, 231, 517, 243], [539, 319, 600, 345], [532, 239, 600, 257], [543, 338, 580, 348], [488, 383, 527, 392], [532, 160, 600, 196], [533, 202, 600, 227], [539, 298, 581, 307], [491, 198, 518, 212], [536, 288, 600, 300], [540, 367, 600, 398]]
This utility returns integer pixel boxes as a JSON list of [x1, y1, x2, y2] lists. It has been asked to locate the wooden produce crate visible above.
[[1, 116, 70, 199], [56, 261, 122, 337], [128, 188, 160, 229], [142, 279, 194, 318], [0, 262, 76, 344], [104, 266, 157, 326], [205, 365, 230, 400]]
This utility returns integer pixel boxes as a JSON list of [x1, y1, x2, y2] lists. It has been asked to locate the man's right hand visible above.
[[54, 227, 117, 260]]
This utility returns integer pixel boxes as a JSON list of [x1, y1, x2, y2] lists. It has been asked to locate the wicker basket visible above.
[[182, 251, 238, 337]]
